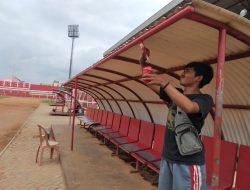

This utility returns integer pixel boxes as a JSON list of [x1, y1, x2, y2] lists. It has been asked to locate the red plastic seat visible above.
[[147, 160, 161, 173], [109, 118, 141, 155], [88, 110, 108, 129], [102, 115, 130, 141], [202, 136, 238, 189], [97, 113, 121, 136], [119, 120, 154, 154], [91, 111, 114, 136], [78, 108, 98, 127], [131, 124, 165, 170], [231, 145, 250, 190]]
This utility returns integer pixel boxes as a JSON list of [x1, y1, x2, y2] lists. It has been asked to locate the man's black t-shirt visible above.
[[160, 87, 213, 165]]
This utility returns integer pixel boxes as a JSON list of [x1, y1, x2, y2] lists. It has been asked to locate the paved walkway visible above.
[[0, 103, 67, 190], [52, 124, 157, 190], [0, 103, 158, 190]]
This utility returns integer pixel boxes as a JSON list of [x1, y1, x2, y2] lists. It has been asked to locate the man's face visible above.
[[180, 67, 201, 87]]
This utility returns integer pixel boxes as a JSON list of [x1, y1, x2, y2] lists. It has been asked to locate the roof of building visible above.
[[63, 0, 250, 145], [3, 75, 23, 82]]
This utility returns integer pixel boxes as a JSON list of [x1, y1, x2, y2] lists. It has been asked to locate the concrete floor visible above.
[[52, 124, 157, 190]]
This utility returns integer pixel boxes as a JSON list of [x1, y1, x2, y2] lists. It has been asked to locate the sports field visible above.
[[0, 97, 41, 151]]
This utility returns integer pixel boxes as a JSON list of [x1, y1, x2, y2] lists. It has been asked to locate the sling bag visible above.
[[174, 106, 203, 156]]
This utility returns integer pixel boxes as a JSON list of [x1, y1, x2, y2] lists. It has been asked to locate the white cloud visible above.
[[0, 0, 171, 84]]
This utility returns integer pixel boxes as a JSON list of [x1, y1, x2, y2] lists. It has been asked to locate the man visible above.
[[141, 50, 213, 189]]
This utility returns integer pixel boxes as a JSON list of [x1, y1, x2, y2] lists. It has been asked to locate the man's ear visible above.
[[196, 75, 203, 83]]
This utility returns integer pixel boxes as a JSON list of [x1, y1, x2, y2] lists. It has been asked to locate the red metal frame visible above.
[[78, 79, 136, 117], [187, 13, 250, 46], [68, 91, 73, 126], [63, 5, 250, 186], [84, 73, 155, 123], [71, 78, 78, 151], [212, 28, 226, 190], [80, 88, 106, 110], [76, 80, 122, 113], [65, 6, 195, 82]]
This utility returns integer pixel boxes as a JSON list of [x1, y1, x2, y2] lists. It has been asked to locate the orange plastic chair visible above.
[[35, 124, 60, 165]]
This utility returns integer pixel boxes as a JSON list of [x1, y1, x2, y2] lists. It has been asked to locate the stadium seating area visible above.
[[78, 107, 250, 189]]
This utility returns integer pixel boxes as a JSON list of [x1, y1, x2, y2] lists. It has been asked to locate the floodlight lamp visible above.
[[240, 9, 248, 17], [68, 25, 79, 38]]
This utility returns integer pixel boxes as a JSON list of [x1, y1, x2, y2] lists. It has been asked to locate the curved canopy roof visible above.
[[64, 0, 250, 145]]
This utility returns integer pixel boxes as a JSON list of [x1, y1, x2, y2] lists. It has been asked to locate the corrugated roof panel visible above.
[[222, 109, 250, 145], [130, 102, 152, 122], [98, 60, 141, 77], [64, 0, 250, 145], [108, 84, 140, 100], [201, 114, 214, 136], [120, 81, 161, 101], [97, 86, 124, 99], [145, 103, 169, 125], [88, 70, 125, 81], [116, 101, 135, 118], [224, 58, 250, 105], [108, 100, 122, 114]]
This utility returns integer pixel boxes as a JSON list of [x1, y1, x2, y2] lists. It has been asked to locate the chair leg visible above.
[[39, 147, 45, 166], [111, 146, 119, 156], [130, 160, 140, 173], [35, 145, 40, 163], [50, 148, 54, 159], [55, 147, 60, 161]]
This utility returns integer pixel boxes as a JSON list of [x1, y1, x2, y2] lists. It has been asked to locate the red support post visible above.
[[211, 28, 226, 190], [69, 90, 73, 126], [71, 78, 78, 151]]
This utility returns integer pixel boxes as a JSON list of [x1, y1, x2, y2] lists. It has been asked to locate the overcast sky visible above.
[[0, 0, 170, 84]]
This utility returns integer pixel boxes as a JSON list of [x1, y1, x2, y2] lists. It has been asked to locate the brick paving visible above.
[[52, 124, 157, 190], [0, 103, 67, 190], [0, 102, 158, 190]]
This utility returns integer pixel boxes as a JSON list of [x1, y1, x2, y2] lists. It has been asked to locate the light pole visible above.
[[68, 25, 79, 79]]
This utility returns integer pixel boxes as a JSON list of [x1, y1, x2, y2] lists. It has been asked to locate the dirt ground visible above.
[[0, 97, 41, 151]]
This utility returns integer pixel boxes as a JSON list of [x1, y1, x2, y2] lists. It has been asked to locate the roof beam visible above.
[[76, 81, 123, 114], [113, 56, 180, 79], [187, 12, 250, 46], [83, 74, 155, 122], [75, 77, 136, 117], [97, 98, 165, 104], [80, 89, 104, 110], [68, 81, 114, 112]]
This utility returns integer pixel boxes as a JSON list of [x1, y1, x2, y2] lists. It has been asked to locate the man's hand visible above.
[[139, 43, 150, 67], [142, 73, 169, 87]]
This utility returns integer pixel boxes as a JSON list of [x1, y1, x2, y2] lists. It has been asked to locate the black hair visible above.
[[184, 62, 213, 88]]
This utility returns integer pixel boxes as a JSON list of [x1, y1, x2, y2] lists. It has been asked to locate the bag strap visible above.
[[175, 106, 200, 135]]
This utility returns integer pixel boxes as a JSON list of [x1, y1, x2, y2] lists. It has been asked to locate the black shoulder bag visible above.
[[174, 107, 203, 156]]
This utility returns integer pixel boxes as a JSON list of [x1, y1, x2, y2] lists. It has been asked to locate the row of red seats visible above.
[[79, 108, 250, 189], [78, 107, 165, 173], [202, 136, 250, 190]]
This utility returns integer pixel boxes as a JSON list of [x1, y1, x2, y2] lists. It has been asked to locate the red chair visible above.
[[147, 160, 161, 173], [131, 124, 165, 170], [109, 118, 141, 155], [202, 136, 238, 189], [102, 115, 130, 141], [231, 145, 250, 190], [119, 120, 154, 154], [97, 113, 121, 136], [91, 111, 114, 136], [85, 109, 103, 126], [88, 110, 108, 129], [78, 108, 98, 127]]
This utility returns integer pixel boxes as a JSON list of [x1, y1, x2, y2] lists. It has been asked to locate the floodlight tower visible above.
[[68, 25, 79, 79]]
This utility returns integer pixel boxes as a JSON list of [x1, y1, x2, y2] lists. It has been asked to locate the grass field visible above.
[[0, 97, 41, 151], [0, 96, 9, 99]]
